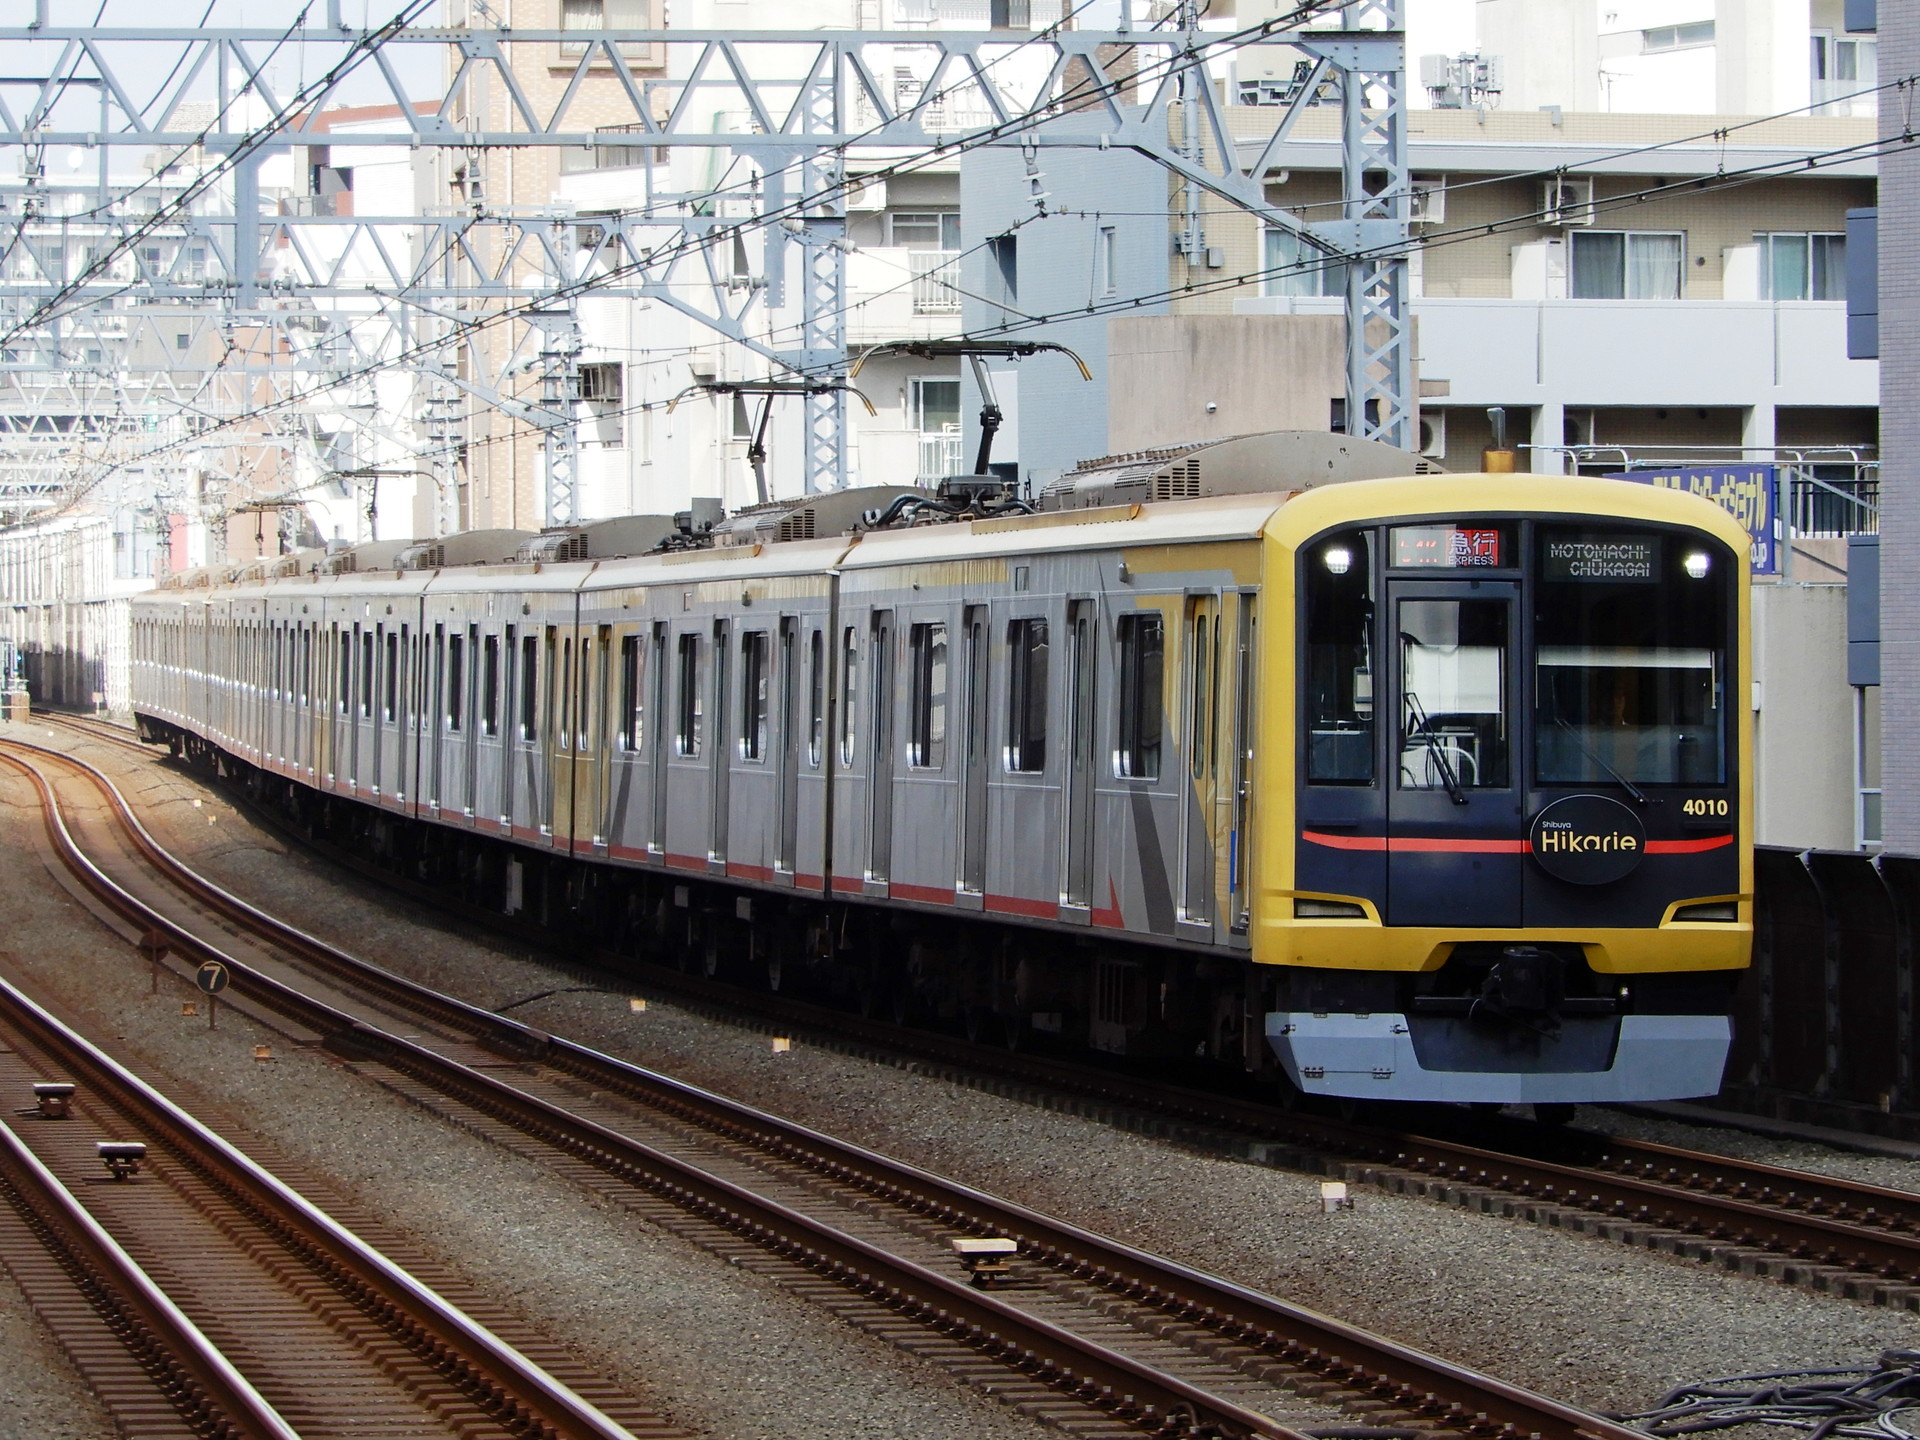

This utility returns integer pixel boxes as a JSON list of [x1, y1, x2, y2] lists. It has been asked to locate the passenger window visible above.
[[559, 638, 573, 748], [741, 630, 769, 761], [619, 634, 641, 750], [1116, 613, 1164, 780], [519, 633, 538, 741], [360, 631, 374, 718], [676, 633, 702, 756], [1398, 598, 1509, 790], [447, 635, 464, 732], [1304, 530, 1376, 784], [1188, 612, 1213, 780], [384, 632, 399, 722], [808, 629, 824, 767], [1006, 618, 1048, 773], [838, 626, 858, 767], [908, 623, 948, 769], [482, 634, 500, 736], [337, 629, 349, 714]]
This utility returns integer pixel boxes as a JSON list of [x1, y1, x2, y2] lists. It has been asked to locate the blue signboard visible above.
[[1603, 464, 1778, 575]]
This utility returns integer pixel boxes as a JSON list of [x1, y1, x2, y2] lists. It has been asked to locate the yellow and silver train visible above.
[[132, 432, 1752, 1110]]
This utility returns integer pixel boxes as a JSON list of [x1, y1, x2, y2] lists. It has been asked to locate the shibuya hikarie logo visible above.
[[1528, 793, 1647, 885]]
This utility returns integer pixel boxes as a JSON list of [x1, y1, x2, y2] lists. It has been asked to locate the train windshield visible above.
[[1533, 526, 1729, 786]]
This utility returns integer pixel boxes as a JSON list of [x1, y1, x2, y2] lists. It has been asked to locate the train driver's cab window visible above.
[[1397, 599, 1509, 790], [1534, 528, 1727, 786], [1304, 531, 1375, 783], [1006, 618, 1048, 773], [1115, 613, 1163, 780], [676, 633, 702, 757]]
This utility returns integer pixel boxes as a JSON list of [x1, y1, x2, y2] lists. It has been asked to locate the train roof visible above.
[[137, 471, 1754, 608]]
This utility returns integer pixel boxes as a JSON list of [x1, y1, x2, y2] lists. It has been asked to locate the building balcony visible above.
[[847, 247, 965, 345], [1233, 294, 1878, 409]]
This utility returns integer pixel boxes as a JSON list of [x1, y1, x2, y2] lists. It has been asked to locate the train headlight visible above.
[[1683, 551, 1710, 579], [1323, 545, 1352, 576]]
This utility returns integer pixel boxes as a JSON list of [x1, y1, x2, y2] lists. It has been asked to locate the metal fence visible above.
[[1725, 846, 1920, 1139], [1787, 469, 1878, 538]]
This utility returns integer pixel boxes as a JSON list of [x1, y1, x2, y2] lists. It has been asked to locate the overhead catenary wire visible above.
[[40, 1, 1340, 493]]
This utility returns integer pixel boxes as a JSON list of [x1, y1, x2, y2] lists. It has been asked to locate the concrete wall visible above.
[[1878, 2, 1920, 852], [1105, 315, 1345, 454], [1753, 582, 1857, 851], [959, 116, 1168, 487]]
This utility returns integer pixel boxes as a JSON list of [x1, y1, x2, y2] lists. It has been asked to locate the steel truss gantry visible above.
[[0, 3, 1410, 532]]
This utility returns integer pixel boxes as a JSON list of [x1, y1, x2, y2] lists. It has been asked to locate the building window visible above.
[[1096, 226, 1117, 296], [1263, 226, 1334, 297], [1569, 231, 1683, 300], [1006, 618, 1048, 773], [907, 623, 948, 769], [560, 0, 652, 57], [1115, 613, 1163, 780], [889, 211, 960, 248], [910, 377, 961, 434], [1813, 33, 1877, 116], [740, 630, 769, 761], [1756, 232, 1846, 301], [1641, 21, 1714, 52]]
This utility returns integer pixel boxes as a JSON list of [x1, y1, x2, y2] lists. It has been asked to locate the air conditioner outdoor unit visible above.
[[1540, 177, 1596, 227], [1411, 176, 1446, 225], [1418, 411, 1447, 458]]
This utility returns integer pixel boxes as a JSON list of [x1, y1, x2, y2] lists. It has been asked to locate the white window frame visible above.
[[1568, 229, 1685, 301]]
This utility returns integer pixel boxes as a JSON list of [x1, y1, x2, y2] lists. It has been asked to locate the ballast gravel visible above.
[[18, 724, 1920, 1429]]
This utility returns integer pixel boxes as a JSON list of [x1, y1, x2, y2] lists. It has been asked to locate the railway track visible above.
[[42, 711, 1920, 1307], [0, 727, 1656, 1440], [0, 946, 660, 1439]]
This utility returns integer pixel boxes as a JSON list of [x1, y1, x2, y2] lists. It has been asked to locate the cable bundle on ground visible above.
[[1614, 1352, 1920, 1440]]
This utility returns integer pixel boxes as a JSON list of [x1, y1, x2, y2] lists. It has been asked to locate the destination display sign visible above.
[[1604, 464, 1778, 575], [1543, 534, 1660, 582], [1391, 525, 1504, 569]]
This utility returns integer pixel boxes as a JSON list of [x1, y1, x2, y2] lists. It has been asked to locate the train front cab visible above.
[[1257, 476, 1753, 1105]]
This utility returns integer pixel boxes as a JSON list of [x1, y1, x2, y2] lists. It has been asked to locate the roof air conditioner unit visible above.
[[1418, 411, 1447, 458], [1411, 176, 1446, 225], [1540, 177, 1596, 227]]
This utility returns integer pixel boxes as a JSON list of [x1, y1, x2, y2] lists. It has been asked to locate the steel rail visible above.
[[40, 716, 1920, 1287], [0, 1077, 301, 1440], [0, 739, 1313, 1440], [0, 743, 646, 1440], [6, 733, 1653, 1440]]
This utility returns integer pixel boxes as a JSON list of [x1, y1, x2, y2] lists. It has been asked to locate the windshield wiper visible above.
[[1403, 688, 1468, 806], [1553, 717, 1649, 806]]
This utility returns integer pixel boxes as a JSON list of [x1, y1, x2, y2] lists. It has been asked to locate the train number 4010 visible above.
[[1682, 798, 1731, 816]]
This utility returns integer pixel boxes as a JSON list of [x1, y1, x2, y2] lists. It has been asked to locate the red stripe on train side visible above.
[[1645, 834, 1735, 854]]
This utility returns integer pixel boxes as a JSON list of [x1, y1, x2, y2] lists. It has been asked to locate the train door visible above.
[[1229, 592, 1257, 939], [710, 618, 730, 867], [777, 617, 800, 876], [648, 622, 669, 853], [1179, 593, 1222, 935], [428, 624, 445, 812], [550, 626, 573, 841], [1385, 578, 1523, 928], [587, 624, 611, 849], [958, 605, 988, 901], [1062, 598, 1097, 911], [867, 609, 894, 884], [540, 625, 560, 838], [499, 624, 518, 830]]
